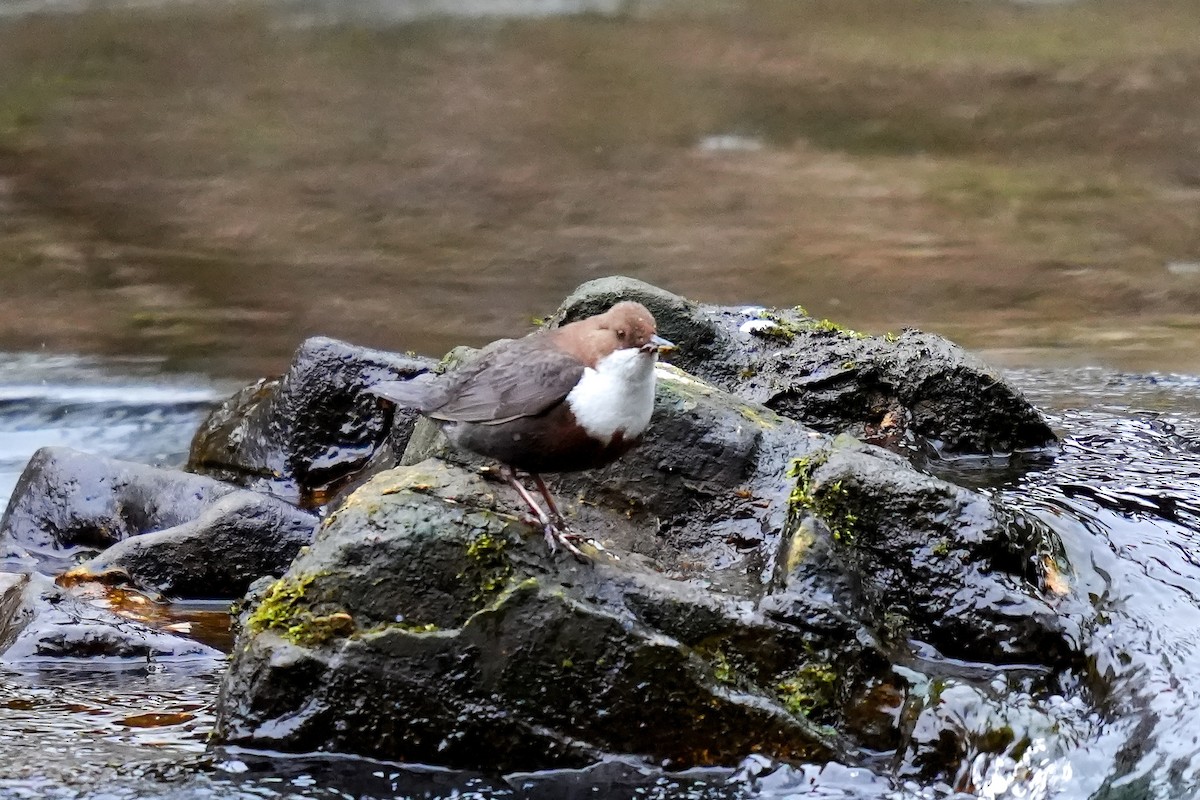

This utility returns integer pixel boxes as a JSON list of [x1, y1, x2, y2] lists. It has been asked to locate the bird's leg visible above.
[[531, 473, 608, 556], [530, 473, 569, 529], [499, 467, 587, 560]]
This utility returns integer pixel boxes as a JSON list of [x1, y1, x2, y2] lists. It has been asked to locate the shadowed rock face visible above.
[[552, 277, 1056, 454], [71, 492, 316, 599], [773, 445, 1082, 665], [0, 447, 315, 598], [188, 336, 435, 506], [0, 571, 220, 663]]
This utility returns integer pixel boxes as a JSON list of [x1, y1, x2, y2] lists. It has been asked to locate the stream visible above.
[[2, 355, 1200, 799], [3, 0, 1200, 795]]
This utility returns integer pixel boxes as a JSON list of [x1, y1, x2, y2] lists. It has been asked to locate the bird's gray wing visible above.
[[427, 336, 586, 425], [367, 373, 443, 411]]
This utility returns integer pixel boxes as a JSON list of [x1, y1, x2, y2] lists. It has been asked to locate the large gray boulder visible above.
[[213, 366, 1077, 776], [551, 277, 1055, 454], [188, 336, 434, 505], [0, 571, 220, 662], [214, 462, 847, 771], [0, 447, 316, 597]]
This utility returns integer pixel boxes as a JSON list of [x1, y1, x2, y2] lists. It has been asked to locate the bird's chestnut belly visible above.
[[443, 403, 639, 474]]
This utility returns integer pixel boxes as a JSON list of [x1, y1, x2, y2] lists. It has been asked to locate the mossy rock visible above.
[[776, 442, 1081, 666], [213, 461, 853, 771]]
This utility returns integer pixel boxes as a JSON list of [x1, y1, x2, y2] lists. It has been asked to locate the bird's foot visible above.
[[500, 467, 608, 561], [542, 522, 591, 562]]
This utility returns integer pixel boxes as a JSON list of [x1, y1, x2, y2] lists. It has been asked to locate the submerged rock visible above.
[[552, 277, 1054, 454], [0, 447, 316, 597], [0, 571, 219, 662], [187, 336, 433, 506]]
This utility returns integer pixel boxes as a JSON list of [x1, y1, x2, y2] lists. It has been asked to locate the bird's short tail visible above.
[[367, 374, 441, 411]]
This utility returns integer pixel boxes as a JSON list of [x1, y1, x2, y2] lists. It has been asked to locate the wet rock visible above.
[[214, 369, 1073, 772], [213, 463, 849, 771], [2, 447, 238, 563], [188, 336, 433, 505], [212, 278, 1076, 775], [552, 276, 1054, 454], [71, 493, 315, 599], [0, 447, 316, 596], [0, 571, 219, 662], [773, 441, 1080, 665]]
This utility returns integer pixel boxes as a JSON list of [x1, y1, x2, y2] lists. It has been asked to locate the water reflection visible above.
[[0, 0, 640, 21]]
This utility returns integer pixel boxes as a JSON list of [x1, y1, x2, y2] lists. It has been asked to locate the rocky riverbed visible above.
[[6, 278, 1200, 798]]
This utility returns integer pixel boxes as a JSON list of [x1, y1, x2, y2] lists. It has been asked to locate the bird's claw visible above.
[[543, 523, 590, 562]]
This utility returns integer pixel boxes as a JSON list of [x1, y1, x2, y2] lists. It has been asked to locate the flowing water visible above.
[[3, 354, 1200, 799], [3, 0, 1200, 796]]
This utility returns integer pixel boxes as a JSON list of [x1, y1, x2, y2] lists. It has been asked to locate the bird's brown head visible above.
[[556, 300, 675, 366]]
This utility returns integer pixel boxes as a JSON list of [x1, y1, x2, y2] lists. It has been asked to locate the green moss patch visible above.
[[776, 663, 839, 719], [787, 452, 860, 545], [460, 528, 514, 603], [246, 573, 356, 648]]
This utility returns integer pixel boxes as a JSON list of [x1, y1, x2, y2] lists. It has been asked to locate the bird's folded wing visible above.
[[367, 373, 443, 411], [427, 340, 586, 425]]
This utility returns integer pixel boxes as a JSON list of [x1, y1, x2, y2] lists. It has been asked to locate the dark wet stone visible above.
[[552, 276, 1055, 454], [774, 442, 1081, 666], [2, 447, 240, 563], [213, 463, 847, 772], [213, 376, 1073, 772], [73, 492, 316, 599], [212, 278, 1079, 776], [188, 336, 434, 505], [0, 447, 316, 597], [0, 572, 219, 662]]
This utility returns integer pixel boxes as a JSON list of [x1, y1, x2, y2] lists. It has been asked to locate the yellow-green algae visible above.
[[735, 402, 782, 430], [247, 572, 447, 647], [711, 649, 737, 685], [784, 518, 820, 573], [751, 308, 869, 342], [787, 451, 860, 545], [459, 523, 514, 602], [246, 573, 356, 648], [697, 638, 840, 725], [776, 662, 839, 718]]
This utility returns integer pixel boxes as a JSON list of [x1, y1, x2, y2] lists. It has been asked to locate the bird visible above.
[[368, 301, 674, 558]]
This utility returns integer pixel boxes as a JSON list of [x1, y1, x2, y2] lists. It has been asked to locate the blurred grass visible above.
[[0, 0, 1198, 374]]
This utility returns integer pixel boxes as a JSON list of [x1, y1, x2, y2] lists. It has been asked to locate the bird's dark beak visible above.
[[643, 334, 676, 355]]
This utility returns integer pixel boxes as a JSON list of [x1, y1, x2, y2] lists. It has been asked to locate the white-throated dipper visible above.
[[369, 301, 674, 557]]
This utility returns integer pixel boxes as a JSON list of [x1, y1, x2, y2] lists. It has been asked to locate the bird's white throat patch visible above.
[[565, 347, 657, 444]]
